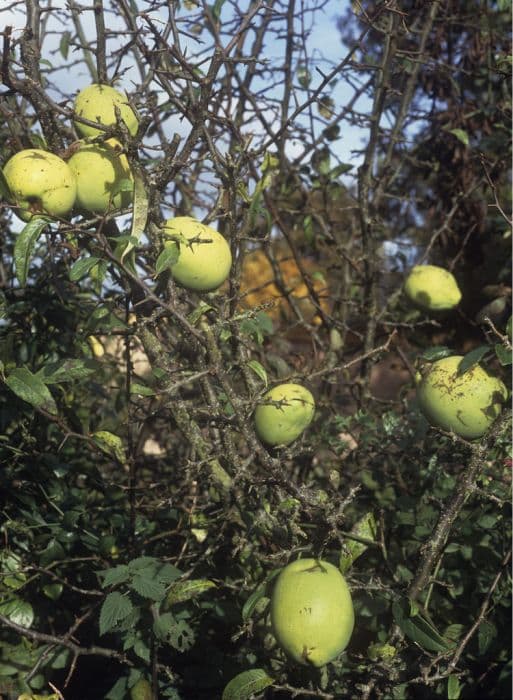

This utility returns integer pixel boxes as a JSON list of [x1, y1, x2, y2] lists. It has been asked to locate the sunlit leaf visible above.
[[14, 217, 50, 286], [165, 578, 216, 607], [0, 597, 34, 628], [247, 359, 268, 387], [121, 169, 147, 263], [340, 512, 377, 573], [318, 95, 335, 120], [70, 255, 101, 282], [448, 128, 469, 146], [297, 64, 312, 88], [5, 367, 58, 415], [155, 243, 180, 275], [447, 674, 461, 700], [222, 669, 274, 700], [92, 430, 126, 463]]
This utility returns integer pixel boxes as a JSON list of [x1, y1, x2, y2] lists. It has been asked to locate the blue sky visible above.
[[1, 0, 370, 172]]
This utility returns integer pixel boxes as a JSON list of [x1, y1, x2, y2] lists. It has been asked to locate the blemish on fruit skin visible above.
[[302, 645, 316, 663]]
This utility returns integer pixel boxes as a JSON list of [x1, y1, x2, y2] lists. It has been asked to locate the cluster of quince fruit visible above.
[[3, 84, 137, 220], [1, 83, 318, 448], [3, 86, 509, 677], [403, 264, 508, 440]]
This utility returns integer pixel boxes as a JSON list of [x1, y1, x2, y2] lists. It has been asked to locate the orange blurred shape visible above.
[[239, 248, 330, 326]]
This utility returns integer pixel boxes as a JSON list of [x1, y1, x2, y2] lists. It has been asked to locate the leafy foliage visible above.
[[0, 1, 511, 699]]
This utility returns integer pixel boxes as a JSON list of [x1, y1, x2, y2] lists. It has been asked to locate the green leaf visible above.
[[128, 556, 159, 573], [43, 583, 63, 601], [420, 346, 452, 361], [311, 148, 331, 175], [155, 244, 180, 275], [242, 584, 269, 622], [115, 177, 134, 193], [247, 360, 268, 387], [4, 366, 58, 414], [188, 301, 214, 325], [392, 599, 451, 653], [0, 551, 26, 590], [133, 639, 151, 663], [153, 612, 195, 651], [448, 128, 469, 146], [121, 169, 147, 263], [495, 343, 512, 366], [222, 669, 274, 700], [242, 569, 281, 621], [130, 382, 155, 396], [0, 597, 34, 628], [14, 217, 50, 286], [69, 255, 101, 282], [211, 0, 226, 21], [59, 30, 71, 59], [457, 346, 489, 374], [478, 620, 497, 655], [99, 591, 133, 635], [329, 163, 353, 178], [447, 675, 461, 700], [155, 562, 183, 584], [98, 564, 130, 588], [444, 624, 464, 644], [318, 95, 335, 120], [165, 579, 216, 607], [92, 430, 126, 463], [261, 152, 279, 175], [105, 677, 129, 700], [340, 512, 377, 573], [323, 124, 341, 141], [297, 64, 312, 88], [303, 214, 314, 244], [39, 538, 65, 567], [37, 358, 97, 384], [129, 574, 166, 601]]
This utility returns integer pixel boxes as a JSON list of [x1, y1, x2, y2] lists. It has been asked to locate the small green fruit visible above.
[[67, 138, 133, 213], [270, 558, 354, 667], [74, 83, 138, 138], [404, 265, 462, 311], [3, 149, 77, 221], [254, 383, 315, 446], [367, 642, 396, 661], [130, 678, 152, 700], [416, 355, 507, 439], [162, 216, 232, 291]]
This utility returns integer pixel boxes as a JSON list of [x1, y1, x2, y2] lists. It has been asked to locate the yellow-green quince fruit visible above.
[[73, 83, 138, 138], [254, 383, 315, 446], [3, 148, 77, 221], [270, 558, 354, 667], [130, 678, 152, 700], [162, 216, 232, 291], [404, 265, 462, 311], [416, 355, 507, 439], [67, 138, 133, 213]]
